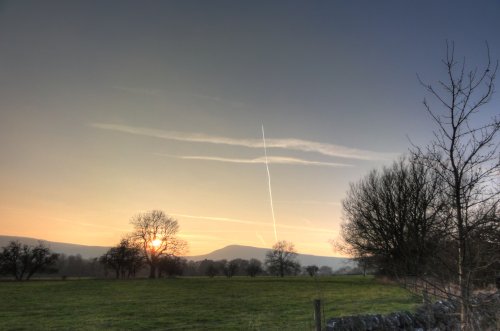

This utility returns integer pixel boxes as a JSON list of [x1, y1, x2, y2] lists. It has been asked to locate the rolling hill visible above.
[[186, 244, 355, 270], [0, 236, 354, 270], [0, 235, 109, 259]]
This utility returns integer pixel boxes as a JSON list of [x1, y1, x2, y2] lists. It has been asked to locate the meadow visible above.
[[0, 276, 421, 330]]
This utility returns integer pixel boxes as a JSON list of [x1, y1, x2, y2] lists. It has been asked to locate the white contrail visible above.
[[262, 125, 278, 242]]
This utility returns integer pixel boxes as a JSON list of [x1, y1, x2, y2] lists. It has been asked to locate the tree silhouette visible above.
[[246, 258, 263, 277], [305, 265, 319, 277], [0, 241, 58, 280], [130, 210, 187, 278], [414, 42, 499, 329], [158, 256, 187, 277], [341, 158, 448, 277], [99, 239, 144, 279], [265, 241, 300, 277]]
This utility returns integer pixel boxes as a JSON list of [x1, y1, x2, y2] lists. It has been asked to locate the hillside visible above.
[[186, 244, 355, 270], [0, 236, 355, 270], [0, 235, 109, 259]]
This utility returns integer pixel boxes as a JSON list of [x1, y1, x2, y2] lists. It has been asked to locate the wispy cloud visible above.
[[172, 213, 264, 226], [90, 123, 396, 161], [172, 213, 337, 234], [158, 154, 351, 167]]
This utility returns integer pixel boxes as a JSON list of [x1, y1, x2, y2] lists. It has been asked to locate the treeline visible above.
[[2, 212, 357, 281], [94, 254, 340, 279], [1, 242, 352, 279], [182, 259, 338, 277]]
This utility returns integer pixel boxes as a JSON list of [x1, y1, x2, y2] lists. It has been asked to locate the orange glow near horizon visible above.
[[0, 201, 348, 257]]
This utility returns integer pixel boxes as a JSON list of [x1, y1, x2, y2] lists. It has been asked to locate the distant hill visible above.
[[186, 244, 355, 271], [0, 236, 355, 271], [0, 235, 109, 259]]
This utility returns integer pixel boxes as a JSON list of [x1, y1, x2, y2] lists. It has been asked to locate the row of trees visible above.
[[341, 43, 499, 330], [0, 222, 340, 280], [0, 241, 339, 280], [100, 210, 331, 279], [98, 238, 337, 278]]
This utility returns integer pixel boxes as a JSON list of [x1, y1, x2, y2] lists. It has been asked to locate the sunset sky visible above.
[[1, 1, 499, 256]]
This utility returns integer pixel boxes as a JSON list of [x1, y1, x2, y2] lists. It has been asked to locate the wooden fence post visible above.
[[313, 299, 322, 331]]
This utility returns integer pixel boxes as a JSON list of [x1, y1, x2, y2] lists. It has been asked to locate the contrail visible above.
[[262, 125, 278, 242]]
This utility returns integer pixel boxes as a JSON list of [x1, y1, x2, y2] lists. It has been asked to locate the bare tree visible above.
[[414, 41, 499, 330], [130, 210, 187, 278], [246, 258, 263, 277], [265, 240, 300, 277], [341, 158, 449, 277], [99, 239, 144, 279], [222, 259, 239, 278], [305, 265, 319, 277], [0, 241, 58, 280]]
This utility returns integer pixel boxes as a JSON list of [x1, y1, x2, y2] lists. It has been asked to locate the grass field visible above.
[[0, 276, 421, 330]]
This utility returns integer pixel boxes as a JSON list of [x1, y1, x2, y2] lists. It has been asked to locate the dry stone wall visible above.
[[326, 293, 499, 331]]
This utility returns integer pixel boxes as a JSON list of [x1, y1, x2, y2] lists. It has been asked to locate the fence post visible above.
[[313, 299, 322, 331]]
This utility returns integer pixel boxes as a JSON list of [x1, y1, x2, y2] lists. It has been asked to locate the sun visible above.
[[151, 239, 162, 249]]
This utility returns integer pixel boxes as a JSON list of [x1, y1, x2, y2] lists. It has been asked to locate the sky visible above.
[[0, 1, 499, 256]]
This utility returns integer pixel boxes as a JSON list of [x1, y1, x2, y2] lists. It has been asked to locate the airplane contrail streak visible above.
[[262, 125, 278, 242]]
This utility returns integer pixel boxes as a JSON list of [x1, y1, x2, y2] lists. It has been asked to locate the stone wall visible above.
[[326, 293, 499, 331]]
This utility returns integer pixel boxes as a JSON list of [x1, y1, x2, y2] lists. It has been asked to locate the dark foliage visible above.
[[305, 265, 319, 277], [99, 239, 144, 279], [342, 158, 449, 277], [265, 241, 301, 277], [0, 241, 58, 280], [246, 258, 263, 277], [158, 256, 187, 277], [222, 259, 239, 278]]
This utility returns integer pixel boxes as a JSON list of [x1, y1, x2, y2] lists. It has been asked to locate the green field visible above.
[[0, 276, 420, 330]]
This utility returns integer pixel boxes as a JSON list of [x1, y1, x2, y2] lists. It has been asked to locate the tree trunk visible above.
[[149, 264, 156, 278]]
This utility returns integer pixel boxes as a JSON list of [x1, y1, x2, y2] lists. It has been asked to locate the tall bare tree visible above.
[[130, 210, 187, 278], [414, 41, 499, 330]]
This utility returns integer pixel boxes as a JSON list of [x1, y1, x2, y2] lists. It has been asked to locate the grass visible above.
[[0, 276, 421, 330]]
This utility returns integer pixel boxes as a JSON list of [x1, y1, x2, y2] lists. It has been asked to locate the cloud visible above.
[[157, 154, 352, 167], [171, 213, 264, 226], [90, 123, 396, 161], [172, 213, 337, 234]]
